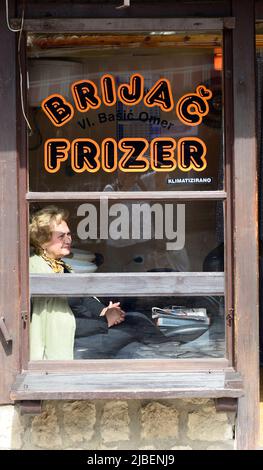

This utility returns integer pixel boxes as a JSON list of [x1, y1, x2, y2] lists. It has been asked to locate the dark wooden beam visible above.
[[256, 0, 263, 20], [214, 397, 238, 412], [17, 2, 231, 19], [232, 0, 259, 450], [19, 400, 42, 415], [11, 17, 235, 33]]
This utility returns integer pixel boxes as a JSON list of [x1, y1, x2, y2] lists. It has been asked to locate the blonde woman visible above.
[[29, 206, 77, 360]]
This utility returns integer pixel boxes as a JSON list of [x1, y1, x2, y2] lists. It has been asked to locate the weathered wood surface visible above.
[[11, 17, 235, 33], [30, 272, 225, 296], [18, 32, 30, 371], [10, 370, 243, 401], [28, 357, 229, 372], [223, 28, 234, 364], [27, 191, 227, 201], [17, 2, 231, 19], [0, 0, 21, 404], [29, 33, 222, 50], [232, 0, 259, 450]]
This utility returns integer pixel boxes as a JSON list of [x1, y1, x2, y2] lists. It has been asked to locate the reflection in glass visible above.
[[29, 203, 225, 361], [29, 294, 225, 360], [28, 33, 224, 192], [30, 200, 224, 273]]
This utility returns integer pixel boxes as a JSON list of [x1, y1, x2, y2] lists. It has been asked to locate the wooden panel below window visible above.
[[10, 369, 243, 401]]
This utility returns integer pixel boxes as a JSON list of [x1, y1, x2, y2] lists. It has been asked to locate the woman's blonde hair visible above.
[[30, 206, 69, 255]]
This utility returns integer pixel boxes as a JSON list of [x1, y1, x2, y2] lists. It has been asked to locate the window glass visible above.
[[27, 32, 226, 362], [28, 33, 224, 192], [29, 294, 225, 360], [29, 200, 224, 273]]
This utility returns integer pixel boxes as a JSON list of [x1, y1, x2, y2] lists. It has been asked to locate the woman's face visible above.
[[42, 220, 72, 259]]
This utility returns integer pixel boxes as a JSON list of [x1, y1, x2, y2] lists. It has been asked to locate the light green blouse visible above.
[[29, 254, 76, 360]]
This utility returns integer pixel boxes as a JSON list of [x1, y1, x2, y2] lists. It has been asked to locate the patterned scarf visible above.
[[41, 251, 73, 273]]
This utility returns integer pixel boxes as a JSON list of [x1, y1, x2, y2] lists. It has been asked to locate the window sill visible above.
[[10, 369, 243, 401]]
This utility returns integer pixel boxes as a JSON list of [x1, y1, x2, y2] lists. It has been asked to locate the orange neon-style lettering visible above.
[[71, 138, 100, 173], [144, 79, 174, 112], [176, 85, 212, 126], [101, 75, 117, 106], [150, 138, 177, 171], [44, 139, 70, 173], [177, 137, 207, 172], [71, 80, 101, 112], [41, 94, 74, 127], [118, 138, 149, 172], [101, 138, 118, 172], [118, 74, 144, 106]]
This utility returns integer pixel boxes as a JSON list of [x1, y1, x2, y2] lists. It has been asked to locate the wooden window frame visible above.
[[0, 4, 258, 448], [15, 17, 235, 377]]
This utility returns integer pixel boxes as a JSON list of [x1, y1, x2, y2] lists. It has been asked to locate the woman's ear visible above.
[[39, 245, 47, 255]]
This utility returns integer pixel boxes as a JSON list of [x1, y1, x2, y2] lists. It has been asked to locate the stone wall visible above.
[[0, 399, 235, 450]]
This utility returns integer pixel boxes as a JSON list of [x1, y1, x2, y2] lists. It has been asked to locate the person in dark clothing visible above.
[[30, 205, 208, 360], [68, 296, 166, 359], [203, 242, 224, 272], [202, 243, 225, 317]]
